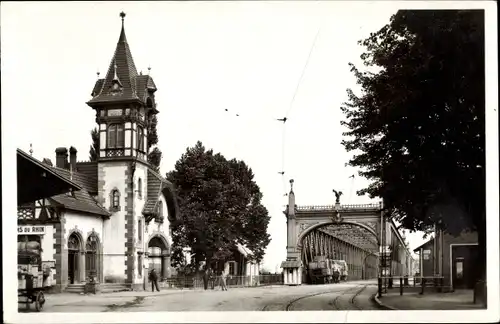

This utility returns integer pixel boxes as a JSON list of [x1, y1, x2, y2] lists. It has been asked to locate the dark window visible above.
[[138, 178, 142, 198], [138, 254, 143, 276], [138, 219, 143, 242], [137, 126, 144, 152], [107, 124, 124, 148], [158, 201, 163, 217]]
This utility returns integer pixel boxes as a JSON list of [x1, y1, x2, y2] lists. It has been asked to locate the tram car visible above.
[[307, 256, 337, 284]]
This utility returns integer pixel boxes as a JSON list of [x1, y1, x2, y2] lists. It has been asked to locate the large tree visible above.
[[88, 127, 99, 162], [341, 10, 485, 291], [166, 141, 271, 269]]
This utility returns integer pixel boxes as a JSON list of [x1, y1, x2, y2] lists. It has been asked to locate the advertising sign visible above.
[[17, 225, 46, 235]]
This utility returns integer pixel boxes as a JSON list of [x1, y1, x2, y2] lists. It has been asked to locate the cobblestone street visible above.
[[24, 280, 382, 312]]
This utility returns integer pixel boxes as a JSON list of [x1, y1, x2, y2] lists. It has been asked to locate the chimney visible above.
[[55, 147, 68, 169], [69, 146, 78, 172]]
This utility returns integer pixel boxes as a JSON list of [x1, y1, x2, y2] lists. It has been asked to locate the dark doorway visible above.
[[68, 250, 77, 284], [452, 244, 479, 290], [67, 232, 82, 284]]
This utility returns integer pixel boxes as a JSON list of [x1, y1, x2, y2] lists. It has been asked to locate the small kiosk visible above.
[[17, 149, 81, 311]]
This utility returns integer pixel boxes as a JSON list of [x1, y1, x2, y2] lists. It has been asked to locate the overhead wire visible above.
[[280, 23, 323, 199], [221, 21, 323, 201]]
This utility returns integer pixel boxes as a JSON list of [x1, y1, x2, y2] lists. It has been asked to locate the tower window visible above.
[[138, 178, 142, 199], [109, 189, 121, 211], [107, 124, 124, 148], [137, 126, 144, 152]]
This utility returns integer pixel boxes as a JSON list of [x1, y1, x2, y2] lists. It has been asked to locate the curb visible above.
[[372, 293, 399, 310]]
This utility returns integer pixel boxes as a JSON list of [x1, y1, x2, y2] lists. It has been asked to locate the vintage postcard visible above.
[[1, 1, 498, 323]]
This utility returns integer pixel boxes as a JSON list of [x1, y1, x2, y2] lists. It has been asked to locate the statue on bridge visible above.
[[332, 189, 343, 204]]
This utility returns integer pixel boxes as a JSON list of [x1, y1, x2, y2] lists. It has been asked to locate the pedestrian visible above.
[[203, 268, 209, 290], [209, 268, 215, 290], [149, 269, 160, 292], [220, 270, 228, 291]]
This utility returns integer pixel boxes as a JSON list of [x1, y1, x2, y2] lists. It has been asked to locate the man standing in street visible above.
[[149, 268, 160, 292], [220, 270, 228, 291], [203, 267, 209, 290]]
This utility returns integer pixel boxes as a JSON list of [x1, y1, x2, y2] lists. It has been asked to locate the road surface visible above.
[[30, 280, 383, 312]]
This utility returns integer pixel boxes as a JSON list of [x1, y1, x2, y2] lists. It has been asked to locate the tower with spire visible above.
[[84, 12, 177, 290], [87, 11, 158, 163]]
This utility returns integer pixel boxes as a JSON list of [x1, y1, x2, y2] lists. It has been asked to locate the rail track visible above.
[[261, 284, 367, 311]]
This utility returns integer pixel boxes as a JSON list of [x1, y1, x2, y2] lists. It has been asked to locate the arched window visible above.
[[158, 201, 163, 217], [138, 178, 143, 198], [107, 124, 124, 148], [110, 189, 120, 211], [137, 126, 144, 152]]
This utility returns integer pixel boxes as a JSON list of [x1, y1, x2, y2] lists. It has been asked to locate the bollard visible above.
[[400, 277, 403, 296], [420, 278, 426, 295], [378, 277, 382, 298]]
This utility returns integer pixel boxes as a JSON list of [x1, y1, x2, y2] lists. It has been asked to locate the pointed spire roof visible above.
[[88, 12, 143, 105]]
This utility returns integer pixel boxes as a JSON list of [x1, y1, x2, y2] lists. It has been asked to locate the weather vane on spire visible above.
[[29, 143, 33, 156], [120, 11, 126, 22]]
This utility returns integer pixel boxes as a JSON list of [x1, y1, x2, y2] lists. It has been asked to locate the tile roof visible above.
[[50, 166, 110, 217], [87, 22, 157, 106], [75, 162, 98, 194], [143, 168, 179, 222]]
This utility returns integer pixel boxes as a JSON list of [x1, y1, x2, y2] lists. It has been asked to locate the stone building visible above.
[[17, 13, 179, 293]]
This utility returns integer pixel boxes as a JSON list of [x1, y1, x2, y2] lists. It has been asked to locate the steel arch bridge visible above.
[[281, 180, 413, 286]]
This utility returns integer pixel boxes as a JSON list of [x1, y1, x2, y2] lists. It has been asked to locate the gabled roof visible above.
[[17, 149, 82, 205], [143, 168, 179, 222], [236, 243, 254, 258], [49, 166, 110, 217], [413, 238, 434, 252], [87, 15, 157, 106]]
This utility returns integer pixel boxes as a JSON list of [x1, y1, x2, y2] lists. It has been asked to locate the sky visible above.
[[2, 1, 432, 272]]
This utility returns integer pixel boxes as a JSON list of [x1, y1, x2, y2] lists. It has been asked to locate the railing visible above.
[[377, 276, 446, 298], [161, 274, 283, 290], [296, 204, 381, 211]]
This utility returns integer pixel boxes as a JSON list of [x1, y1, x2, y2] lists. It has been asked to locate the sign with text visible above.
[[18, 225, 46, 235]]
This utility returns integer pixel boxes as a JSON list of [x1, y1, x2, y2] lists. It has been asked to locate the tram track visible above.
[[261, 284, 367, 311], [331, 284, 367, 310]]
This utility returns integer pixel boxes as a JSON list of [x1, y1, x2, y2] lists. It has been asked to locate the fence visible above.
[[377, 276, 446, 298], [161, 274, 283, 290]]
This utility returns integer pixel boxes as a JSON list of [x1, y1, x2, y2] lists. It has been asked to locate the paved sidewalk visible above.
[[374, 289, 486, 310]]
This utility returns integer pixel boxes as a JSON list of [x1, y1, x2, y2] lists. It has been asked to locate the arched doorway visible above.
[[67, 232, 84, 284], [85, 232, 101, 282], [147, 235, 170, 280]]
